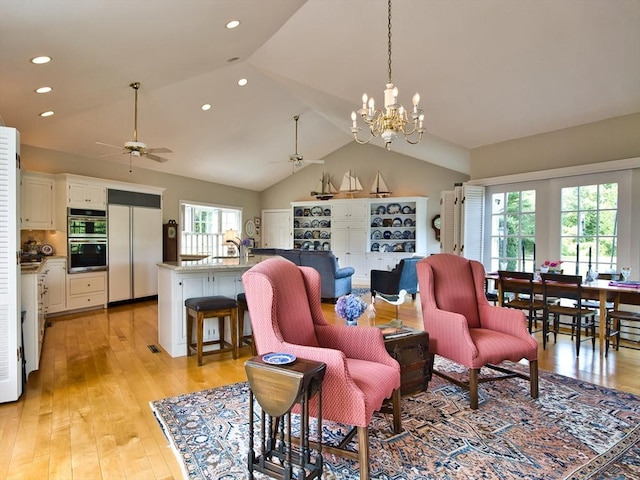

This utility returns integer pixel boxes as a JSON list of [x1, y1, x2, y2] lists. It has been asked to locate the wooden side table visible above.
[[245, 355, 326, 480]]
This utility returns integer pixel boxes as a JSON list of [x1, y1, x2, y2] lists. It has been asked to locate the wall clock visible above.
[[431, 214, 441, 241], [167, 225, 177, 239], [245, 219, 256, 237]]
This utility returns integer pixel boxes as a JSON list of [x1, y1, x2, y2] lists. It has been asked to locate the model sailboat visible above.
[[339, 170, 363, 198], [310, 172, 338, 200], [370, 170, 392, 198]]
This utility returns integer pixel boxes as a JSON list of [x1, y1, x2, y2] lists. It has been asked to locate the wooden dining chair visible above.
[[498, 271, 548, 347], [605, 290, 640, 357], [541, 273, 596, 357]]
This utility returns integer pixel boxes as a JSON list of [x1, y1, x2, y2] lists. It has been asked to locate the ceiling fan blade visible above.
[[95, 141, 123, 150], [100, 151, 127, 157], [304, 159, 325, 164], [145, 153, 169, 163], [146, 147, 172, 154]]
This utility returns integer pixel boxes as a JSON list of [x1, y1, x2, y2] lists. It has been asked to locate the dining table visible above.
[[486, 273, 640, 356]]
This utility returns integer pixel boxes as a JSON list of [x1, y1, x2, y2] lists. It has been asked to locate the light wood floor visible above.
[[1, 293, 638, 479]]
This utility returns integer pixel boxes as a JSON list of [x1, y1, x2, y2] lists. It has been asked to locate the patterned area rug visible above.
[[150, 358, 640, 479]]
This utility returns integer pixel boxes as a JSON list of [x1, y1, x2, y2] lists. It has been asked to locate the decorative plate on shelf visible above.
[[319, 220, 330, 228], [372, 230, 382, 240], [371, 243, 380, 252], [394, 243, 404, 252], [262, 353, 296, 365], [301, 241, 311, 250], [301, 220, 311, 228], [311, 206, 323, 216], [304, 231, 313, 239], [387, 203, 401, 214], [404, 218, 414, 227], [322, 242, 330, 251], [320, 231, 330, 239], [392, 217, 402, 227], [402, 205, 413, 214], [293, 220, 300, 228], [404, 242, 415, 253], [295, 208, 303, 216], [383, 231, 392, 239], [403, 230, 412, 239], [381, 244, 390, 252], [371, 217, 383, 227], [376, 205, 386, 215], [41, 244, 54, 255], [393, 230, 403, 239], [311, 219, 320, 228], [323, 208, 331, 216]]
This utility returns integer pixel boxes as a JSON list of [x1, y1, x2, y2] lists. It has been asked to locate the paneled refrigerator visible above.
[[108, 190, 162, 303]]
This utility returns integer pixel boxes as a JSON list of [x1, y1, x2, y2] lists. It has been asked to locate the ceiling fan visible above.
[[96, 82, 172, 163], [271, 115, 325, 171]]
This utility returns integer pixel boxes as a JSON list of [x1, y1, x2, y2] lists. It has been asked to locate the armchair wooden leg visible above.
[[530, 360, 539, 399], [357, 426, 370, 480], [469, 368, 479, 410], [391, 388, 401, 434]]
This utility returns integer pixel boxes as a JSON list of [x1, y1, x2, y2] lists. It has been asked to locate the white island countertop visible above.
[[157, 255, 267, 272]]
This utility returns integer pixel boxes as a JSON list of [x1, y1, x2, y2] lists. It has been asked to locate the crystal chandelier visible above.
[[350, 0, 426, 150]]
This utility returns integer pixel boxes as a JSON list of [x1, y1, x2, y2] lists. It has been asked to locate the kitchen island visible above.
[[157, 256, 265, 357]]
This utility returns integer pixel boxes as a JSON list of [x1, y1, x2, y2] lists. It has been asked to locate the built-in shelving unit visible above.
[[292, 202, 332, 251]]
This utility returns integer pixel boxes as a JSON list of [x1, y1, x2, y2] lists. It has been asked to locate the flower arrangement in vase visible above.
[[335, 294, 371, 326], [540, 260, 562, 273]]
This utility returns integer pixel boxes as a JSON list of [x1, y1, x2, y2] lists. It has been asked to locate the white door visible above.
[[262, 209, 291, 248], [132, 207, 162, 298], [108, 204, 132, 302], [0, 127, 21, 403]]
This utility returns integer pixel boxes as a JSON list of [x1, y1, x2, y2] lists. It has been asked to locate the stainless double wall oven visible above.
[[67, 208, 108, 273]]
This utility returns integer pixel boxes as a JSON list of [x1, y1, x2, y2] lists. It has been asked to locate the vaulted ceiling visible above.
[[1, 0, 638, 191]]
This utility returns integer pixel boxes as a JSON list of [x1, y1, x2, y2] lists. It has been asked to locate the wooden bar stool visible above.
[[185, 296, 238, 365], [237, 292, 257, 355]]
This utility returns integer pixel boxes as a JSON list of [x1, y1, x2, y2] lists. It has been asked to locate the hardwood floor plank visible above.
[[1, 294, 638, 479]]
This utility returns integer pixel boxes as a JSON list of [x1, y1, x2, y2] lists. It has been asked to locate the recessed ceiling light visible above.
[[35, 86, 52, 94], [237, 78, 248, 87], [39, 111, 54, 117], [201, 104, 211, 111], [226, 20, 240, 29], [31, 56, 51, 64]]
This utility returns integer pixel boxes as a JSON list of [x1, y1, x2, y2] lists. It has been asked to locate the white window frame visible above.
[[179, 200, 243, 257]]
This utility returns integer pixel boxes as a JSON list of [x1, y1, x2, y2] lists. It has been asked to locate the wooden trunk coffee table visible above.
[[381, 328, 432, 395]]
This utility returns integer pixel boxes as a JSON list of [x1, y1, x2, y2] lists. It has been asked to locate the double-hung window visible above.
[[180, 201, 242, 258]]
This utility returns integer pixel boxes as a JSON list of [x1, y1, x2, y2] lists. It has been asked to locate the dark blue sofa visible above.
[[252, 248, 354, 301]]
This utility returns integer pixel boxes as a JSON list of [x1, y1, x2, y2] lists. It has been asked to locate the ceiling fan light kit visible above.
[[271, 114, 325, 173], [350, 0, 426, 150]]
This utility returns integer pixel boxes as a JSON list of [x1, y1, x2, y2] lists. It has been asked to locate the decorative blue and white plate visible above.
[[262, 353, 296, 365]]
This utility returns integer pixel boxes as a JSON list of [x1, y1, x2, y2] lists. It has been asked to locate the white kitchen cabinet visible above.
[[331, 199, 368, 283], [0, 126, 22, 403], [21, 271, 45, 379], [67, 271, 107, 310], [67, 181, 106, 209], [43, 258, 66, 315], [331, 199, 368, 227], [21, 172, 55, 229], [157, 265, 250, 358], [108, 202, 162, 303]]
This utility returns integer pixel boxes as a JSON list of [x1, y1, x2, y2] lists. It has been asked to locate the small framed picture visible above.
[[254, 217, 261, 226]]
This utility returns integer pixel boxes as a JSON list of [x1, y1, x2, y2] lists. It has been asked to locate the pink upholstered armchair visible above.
[[242, 257, 401, 480], [417, 254, 538, 409]]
